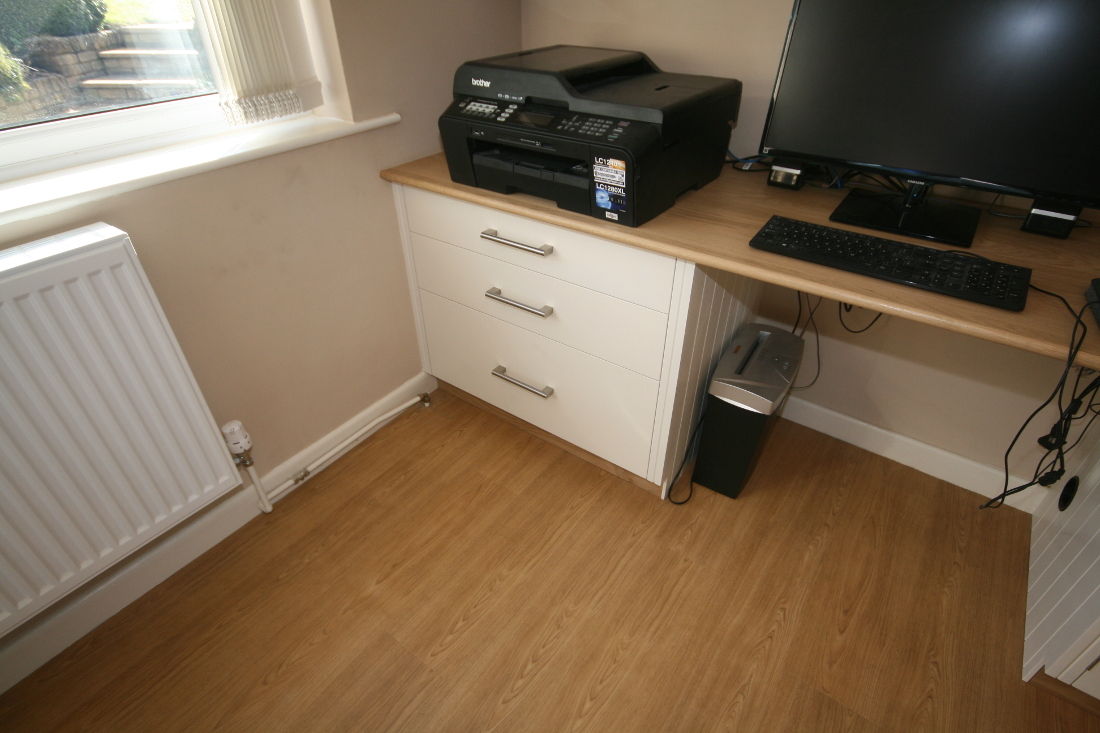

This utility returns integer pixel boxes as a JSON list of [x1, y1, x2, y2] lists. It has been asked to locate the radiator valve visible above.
[[221, 420, 252, 464], [221, 420, 272, 513]]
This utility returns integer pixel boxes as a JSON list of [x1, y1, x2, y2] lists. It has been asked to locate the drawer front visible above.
[[421, 291, 658, 477], [413, 233, 668, 380], [404, 187, 675, 313]]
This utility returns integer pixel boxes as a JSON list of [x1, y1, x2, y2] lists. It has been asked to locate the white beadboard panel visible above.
[[1057, 619, 1100, 686], [1023, 429, 1100, 679], [652, 266, 760, 493], [1028, 478, 1100, 608], [1030, 424, 1100, 581], [411, 232, 669, 379], [0, 223, 239, 637], [403, 187, 677, 312], [646, 260, 698, 485]]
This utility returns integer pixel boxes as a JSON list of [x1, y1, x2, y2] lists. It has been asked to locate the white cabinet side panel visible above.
[[652, 266, 760, 493], [647, 260, 697, 485], [1024, 431, 1100, 679], [392, 185, 432, 374]]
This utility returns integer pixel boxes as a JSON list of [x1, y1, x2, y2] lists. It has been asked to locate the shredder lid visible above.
[[708, 323, 804, 415]]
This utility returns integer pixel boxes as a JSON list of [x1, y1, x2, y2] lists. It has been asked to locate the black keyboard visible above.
[[750, 216, 1031, 311]]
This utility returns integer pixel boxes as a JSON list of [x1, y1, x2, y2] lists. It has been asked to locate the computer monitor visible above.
[[759, 0, 1100, 246]]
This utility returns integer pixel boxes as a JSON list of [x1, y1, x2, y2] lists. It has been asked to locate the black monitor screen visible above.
[[761, 0, 1100, 208]]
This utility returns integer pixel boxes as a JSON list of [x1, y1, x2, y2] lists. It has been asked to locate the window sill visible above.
[[0, 111, 401, 230]]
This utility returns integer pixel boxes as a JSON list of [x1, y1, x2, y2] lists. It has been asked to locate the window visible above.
[[0, 0, 333, 191], [0, 0, 217, 132]]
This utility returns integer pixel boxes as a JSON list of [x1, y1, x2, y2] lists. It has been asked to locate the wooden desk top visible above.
[[382, 153, 1100, 369]]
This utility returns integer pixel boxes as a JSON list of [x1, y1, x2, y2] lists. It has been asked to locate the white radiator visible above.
[[0, 223, 239, 637]]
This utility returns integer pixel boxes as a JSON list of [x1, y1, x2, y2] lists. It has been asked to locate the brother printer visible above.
[[439, 45, 742, 227]]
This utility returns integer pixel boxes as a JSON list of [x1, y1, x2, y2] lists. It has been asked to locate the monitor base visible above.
[[830, 185, 981, 248]]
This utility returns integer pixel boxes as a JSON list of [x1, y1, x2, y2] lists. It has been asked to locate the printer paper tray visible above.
[[473, 147, 590, 215]]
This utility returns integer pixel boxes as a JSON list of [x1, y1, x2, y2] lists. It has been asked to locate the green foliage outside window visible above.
[[0, 0, 195, 50], [39, 0, 107, 37], [0, 0, 59, 50], [0, 42, 27, 101]]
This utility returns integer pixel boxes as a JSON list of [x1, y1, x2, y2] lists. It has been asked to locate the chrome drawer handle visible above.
[[491, 366, 554, 398], [485, 287, 553, 318], [480, 229, 554, 257]]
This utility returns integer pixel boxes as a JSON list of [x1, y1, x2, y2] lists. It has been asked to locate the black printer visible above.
[[439, 45, 742, 227]]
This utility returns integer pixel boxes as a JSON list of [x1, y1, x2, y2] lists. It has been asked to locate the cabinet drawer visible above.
[[413, 233, 668, 380], [404, 187, 675, 313], [421, 291, 658, 477]]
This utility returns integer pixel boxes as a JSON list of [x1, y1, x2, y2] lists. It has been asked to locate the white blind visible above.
[[195, 0, 303, 124]]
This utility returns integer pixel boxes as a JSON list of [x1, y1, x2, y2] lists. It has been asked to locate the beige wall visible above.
[[0, 2, 521, 472], [521, 0, 1066, 480], [522, 0, 792, 157]]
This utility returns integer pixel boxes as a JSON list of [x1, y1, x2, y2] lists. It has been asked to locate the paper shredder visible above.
[[691, 323, 804, 499]]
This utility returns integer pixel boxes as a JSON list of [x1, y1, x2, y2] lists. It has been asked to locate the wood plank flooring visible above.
[[1, 388, 1097, 732]]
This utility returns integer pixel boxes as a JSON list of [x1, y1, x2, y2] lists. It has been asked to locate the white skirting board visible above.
[[0, 370, 436, 695], [778, 395, 1043, 514]]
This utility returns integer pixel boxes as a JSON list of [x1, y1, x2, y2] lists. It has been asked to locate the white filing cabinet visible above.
[[392, 185, 761, 495]]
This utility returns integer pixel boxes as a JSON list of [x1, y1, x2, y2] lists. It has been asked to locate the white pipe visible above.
[[264, 394, 425, 501], [246, 464, 274, 513]]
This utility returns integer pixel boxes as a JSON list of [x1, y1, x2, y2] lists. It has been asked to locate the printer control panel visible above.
[[554, 114, 629, 142], [455, 98, 628, 143], [458, 99, 515, 122]]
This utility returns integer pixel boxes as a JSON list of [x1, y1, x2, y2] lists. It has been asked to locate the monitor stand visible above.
[[830, 180, 981, 247]]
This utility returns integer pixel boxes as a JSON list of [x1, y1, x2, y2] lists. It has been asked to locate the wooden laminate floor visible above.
[[2, 389, 1097, 732]]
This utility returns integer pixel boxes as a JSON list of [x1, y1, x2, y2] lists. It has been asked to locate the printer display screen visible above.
[[515, 111, 555, 129]]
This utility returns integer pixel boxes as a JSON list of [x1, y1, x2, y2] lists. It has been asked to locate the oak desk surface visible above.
[[382, 153, 1100, 370]]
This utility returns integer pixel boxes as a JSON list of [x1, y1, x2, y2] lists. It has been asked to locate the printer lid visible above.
[[453, 45, 741, 125], [474, 46, 657, 88]]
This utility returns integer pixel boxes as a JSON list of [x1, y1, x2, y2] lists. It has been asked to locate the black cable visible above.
[[982, 287, 1092, 508], [791, 294, 822, 391], [668, 406, 707, 505], [983, 294, 1087, 507], [1073, 402, 1100, 449], [985, 194, 1028, 220], [792, 290, 803, 335], [843, 180, 900, 196], [845, 171, 905, 193], [838, 302, 883, 333], [798, 293, 821, 338], [1064, 366, 1085, 415], [727, 151, 771, 173], [982, 356, 1083, 507]]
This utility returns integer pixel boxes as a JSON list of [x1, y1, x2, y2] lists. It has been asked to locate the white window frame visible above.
[[0, 95, 230, 184]]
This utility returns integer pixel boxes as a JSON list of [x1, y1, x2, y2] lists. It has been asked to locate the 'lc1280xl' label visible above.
[[593, 157, 627, 220]]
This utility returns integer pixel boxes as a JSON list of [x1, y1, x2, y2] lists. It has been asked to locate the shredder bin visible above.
[[691, 323, 804, 499]]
